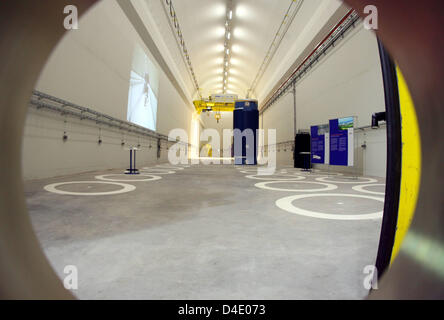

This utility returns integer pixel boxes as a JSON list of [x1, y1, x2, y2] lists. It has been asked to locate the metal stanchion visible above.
[[125, 147, 140, 175]]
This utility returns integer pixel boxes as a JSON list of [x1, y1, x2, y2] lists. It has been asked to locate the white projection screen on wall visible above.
[[127, 45, 159, 131]]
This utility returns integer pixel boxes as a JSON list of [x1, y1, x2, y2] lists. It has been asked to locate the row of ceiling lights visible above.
[[164, 0, 300, 99], [222, 0, 234, 94]]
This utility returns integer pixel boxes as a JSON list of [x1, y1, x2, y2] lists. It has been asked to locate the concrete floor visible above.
[[25, 164, 385, 299]]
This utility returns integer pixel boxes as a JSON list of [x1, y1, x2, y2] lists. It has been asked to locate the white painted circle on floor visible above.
[[156, 165, 184, 170], [321, 172, 344, 176], [140, 168, 176, 174], [285, 172, 333, 178], [296, 171, 344, 176], [95, 174, 162, 182], [352, 184, 386, 195], [273, 169, 343, 177], [239, 169, 269, 174], [255, 181, 338, 192], [315, 176, 378, 184], [44, 181, 136, 196], [245, 174, 306, 181], [276, 193, 384, 220]]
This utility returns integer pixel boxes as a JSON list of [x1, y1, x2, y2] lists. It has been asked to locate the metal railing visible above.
[[260, 123, 386, 151], [260, 140, 295, 152], [247, 0, 304, 98], [29, 90, 189, 147], [260, 10, 360, 114], [162, 0, 201, 99]]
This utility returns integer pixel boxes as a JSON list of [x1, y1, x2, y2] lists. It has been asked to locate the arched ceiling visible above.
[[140, 0, 344, 102], [170, 0, 292, 99]]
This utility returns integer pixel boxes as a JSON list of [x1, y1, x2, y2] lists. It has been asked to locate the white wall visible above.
[[23, 108, 160, 180], [22, 1, 193, 180], [262, 92, 294, 145], [361, 126, 387, 177], [256, 0, 346, 101], [261, 25, 387, 177], [156, 69, 193, 136]]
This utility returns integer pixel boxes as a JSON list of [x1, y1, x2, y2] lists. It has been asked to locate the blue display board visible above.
[[329, 117, 354, 166], [310, 124, 329, 164]]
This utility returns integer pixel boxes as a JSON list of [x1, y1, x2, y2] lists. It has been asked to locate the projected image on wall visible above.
[[127, 45, 159, 131]]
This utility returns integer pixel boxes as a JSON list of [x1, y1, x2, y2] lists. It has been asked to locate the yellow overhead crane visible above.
[[193, 100, 235, 114], [193, 94, 237, 123]]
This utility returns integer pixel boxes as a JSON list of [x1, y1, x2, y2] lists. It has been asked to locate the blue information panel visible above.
[[329, 117, 354, 166], [311, 124, 329, 164]]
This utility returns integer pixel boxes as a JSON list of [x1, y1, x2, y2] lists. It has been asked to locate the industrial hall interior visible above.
[[15, 0, 423, 300]]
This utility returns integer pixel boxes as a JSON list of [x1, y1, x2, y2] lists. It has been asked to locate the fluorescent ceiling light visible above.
[[216, 44, 225, 52], [228, 10, 232, 20], [236, 6, 247, 18], [233, 28, 245, 39]]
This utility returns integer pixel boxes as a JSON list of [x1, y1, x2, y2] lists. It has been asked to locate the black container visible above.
[[233, 100, 259, 165], [294, 133, 311, 169]]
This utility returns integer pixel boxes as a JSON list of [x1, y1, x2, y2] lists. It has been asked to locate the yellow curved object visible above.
[[391, 67, 422, 263]]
